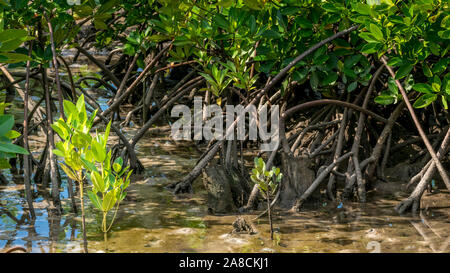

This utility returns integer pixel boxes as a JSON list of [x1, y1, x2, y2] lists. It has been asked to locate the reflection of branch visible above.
[[410, 212, 450, 253], [3, 246, 27, 253], [419, 211, 450, 252], [410, 220, 438, 252], [439, 237, 450, 252], [420, 211, 442, 238], [0, 207, 22, 224]]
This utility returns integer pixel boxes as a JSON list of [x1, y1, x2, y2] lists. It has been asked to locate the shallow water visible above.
[[1, 63, 449, 253], [1, 126, 449, 253]]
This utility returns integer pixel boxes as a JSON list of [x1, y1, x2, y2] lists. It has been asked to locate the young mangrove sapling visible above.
[[250, 157, 282, 240]]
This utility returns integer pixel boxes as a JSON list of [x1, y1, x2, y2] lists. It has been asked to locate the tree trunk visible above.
[[279, 153, 316, 208], [203, 164, 252, 214]]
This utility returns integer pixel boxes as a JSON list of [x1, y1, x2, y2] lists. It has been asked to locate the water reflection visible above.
[[1, 134, 449, 253], [0, 66, 449, 253]]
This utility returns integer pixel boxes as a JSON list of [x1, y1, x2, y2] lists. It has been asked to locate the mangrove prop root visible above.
[[44, 11, 65, 120], [93, 42, 171, 125], [327, 107, 349, 201], [172, 27, 359, 193], [381, 56, 450, 191], [130, 77, 205, 147], [397, 127, 450, 215], [290, 152, 353, 212], [348, 101, 406, 195], [23, 40, 36, 219], [345, 65, 384, 200], [76, 46, 121, 87], [42, 66, 62, 214]]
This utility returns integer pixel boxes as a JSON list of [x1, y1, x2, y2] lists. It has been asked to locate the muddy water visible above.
[[1, 62, 449, 253], [1, 124, 449, 253]]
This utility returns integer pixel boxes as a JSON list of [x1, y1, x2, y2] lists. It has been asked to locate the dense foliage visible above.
[[2, 0, 448, 108]]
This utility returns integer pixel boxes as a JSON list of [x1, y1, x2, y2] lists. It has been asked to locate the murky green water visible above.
[[1, 58, 449, 253]]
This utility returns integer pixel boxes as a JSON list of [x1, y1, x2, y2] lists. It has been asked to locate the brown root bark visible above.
[[203, 164, 252, 214], [381, 57, 450, 190], [343, 101, 406, 199], [42, 66, 62, 214], [343, 65, 384, 201], [396, 127, 450, 215], [171, 26, 359, 195], [290, 152, 353, 212], [279, 153, 316, 208]]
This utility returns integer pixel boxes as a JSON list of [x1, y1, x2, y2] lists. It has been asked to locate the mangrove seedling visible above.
[[250, 157, 282, 240], [52, 94, 131, 252], [51, 95, 94, 252], [86, 152, 131, 249]]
